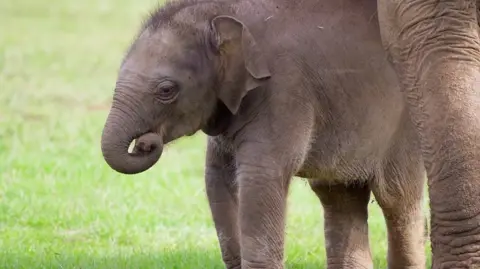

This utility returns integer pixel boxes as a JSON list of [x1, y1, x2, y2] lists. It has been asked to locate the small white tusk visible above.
[[128, 139, 136, 153]]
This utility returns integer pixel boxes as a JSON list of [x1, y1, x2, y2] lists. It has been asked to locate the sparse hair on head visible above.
[[120, 0, 234, 67], [141, 0, 230, 31]]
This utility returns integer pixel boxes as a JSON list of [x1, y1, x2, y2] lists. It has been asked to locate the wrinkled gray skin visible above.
[[100, 0, 480, 268]]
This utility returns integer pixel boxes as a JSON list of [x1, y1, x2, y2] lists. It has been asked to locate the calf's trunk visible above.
[[101, 107, 163, 175]]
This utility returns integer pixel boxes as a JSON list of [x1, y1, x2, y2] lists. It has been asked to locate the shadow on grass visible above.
[[0, 249, 327, 269]]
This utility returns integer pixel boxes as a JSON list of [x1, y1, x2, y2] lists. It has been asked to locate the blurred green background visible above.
[[0, 0, 430, 268]]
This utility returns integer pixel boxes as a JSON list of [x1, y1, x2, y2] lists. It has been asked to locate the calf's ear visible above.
[[211, 15, 271, 114]]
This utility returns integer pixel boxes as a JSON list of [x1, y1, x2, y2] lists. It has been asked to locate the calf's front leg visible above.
[[205, 138, 241, 269], [235, 142, 300, 269]]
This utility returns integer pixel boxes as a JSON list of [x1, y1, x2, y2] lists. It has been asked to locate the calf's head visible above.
[[101, 14, 271, 174]]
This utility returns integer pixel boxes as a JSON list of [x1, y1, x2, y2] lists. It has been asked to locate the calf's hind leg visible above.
[[371, 155, 426, 269], [309, 181, 373, 269]]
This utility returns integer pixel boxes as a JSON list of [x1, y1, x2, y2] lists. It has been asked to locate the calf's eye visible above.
[[156, 80, 179, 104]]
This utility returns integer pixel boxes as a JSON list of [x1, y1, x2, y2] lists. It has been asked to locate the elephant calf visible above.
[[101, 0, 427, 268]]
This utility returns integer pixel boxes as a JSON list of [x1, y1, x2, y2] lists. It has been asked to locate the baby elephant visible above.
[[100, 0, 426, 268]]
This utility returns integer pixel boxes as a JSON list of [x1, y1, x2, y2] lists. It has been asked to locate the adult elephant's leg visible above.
[[477, 0, 480, 27], [377, 0, 480, 267], [309, 181, 373, 269], [205, 137, 241, 269]]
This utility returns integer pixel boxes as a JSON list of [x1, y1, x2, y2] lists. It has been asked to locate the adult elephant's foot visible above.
[[376, 0, 480, 267]]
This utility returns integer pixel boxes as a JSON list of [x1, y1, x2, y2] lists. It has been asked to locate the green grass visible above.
[[0, 0, 431, 268]]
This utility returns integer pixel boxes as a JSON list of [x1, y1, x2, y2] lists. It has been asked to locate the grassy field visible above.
[[0, 0, 431, 268]]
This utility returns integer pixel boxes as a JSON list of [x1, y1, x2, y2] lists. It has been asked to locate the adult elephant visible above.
[[376, 0, 480, 267]]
